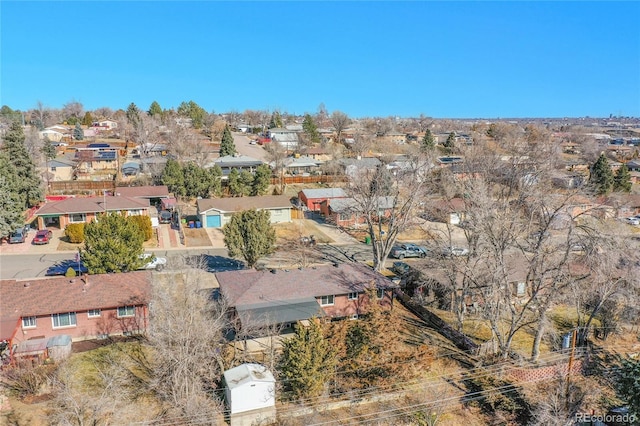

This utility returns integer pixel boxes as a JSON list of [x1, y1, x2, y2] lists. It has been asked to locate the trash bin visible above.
[[189, 221, 195, 228], [364, 235, 371, 245], [195, 221, 201, 228]]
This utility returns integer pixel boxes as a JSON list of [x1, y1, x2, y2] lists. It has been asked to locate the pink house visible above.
[[0, 272, 152, 362]]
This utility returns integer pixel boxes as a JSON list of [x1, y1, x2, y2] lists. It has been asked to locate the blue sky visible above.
[[1, 1, 639, 118]]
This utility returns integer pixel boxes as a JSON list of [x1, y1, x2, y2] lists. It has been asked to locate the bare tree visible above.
[[62, 100, 84, 122], [330, 111, 350, 145], [29, 101, 53, 129], [93, 106, 115, 120]]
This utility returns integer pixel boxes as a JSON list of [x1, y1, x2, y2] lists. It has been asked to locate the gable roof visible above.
[[300, 188, 347, 200], [197, 195, 292, 214], [0, 272, 152, 340], [213, 155, 264, 167], [36, 196, 150, 215], [330, 196, 395, 213], [216, 262, 396, 308], [115, 185, 170, 198]]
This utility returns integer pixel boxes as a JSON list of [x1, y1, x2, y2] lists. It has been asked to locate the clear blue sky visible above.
[[1, 1, 639, 119]]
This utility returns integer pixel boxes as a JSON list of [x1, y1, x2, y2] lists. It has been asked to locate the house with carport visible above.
[[216, 262, 397, 333], [0, 271, 152, 362], [196, 195, 292, 228]]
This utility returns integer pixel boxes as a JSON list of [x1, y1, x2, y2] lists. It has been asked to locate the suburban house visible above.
[[268, 128, 299, 150], [38, 129, 65, 142], [324, 196, 395, 228], [92, 120, 118, 130], [74, 143, 120, 179], [41, 157, 76, 182], [0, 271, 152, 361], [377, 131, 407, 145], [210, 154, 265, 177], [338, 157, 382, 180], [302, 146, 333, 162], [196, 195, 292, 228], [215, 263, 397, 332], [114, 185, 172, 207], [34, 195, 151, 229], [298, 187, 347, 212], [280, 156, 321, 175]]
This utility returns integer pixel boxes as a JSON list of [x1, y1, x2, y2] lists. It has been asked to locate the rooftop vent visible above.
[[270, 269, 277, 274]]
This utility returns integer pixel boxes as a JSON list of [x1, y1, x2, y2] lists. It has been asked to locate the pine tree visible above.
[[443, 131, 456, 154], [161, 158, 185, 199], [278, 319, 336, 401], [1, 122, 43, 209], [613, 163, 632, 192], [220, 125, 236, 157], [269, 111, 283, 129], [0, 153, 25, 237], [126, 102, 141, 126], [73, 122, 84, 140], [82, 212, 145, 274], [222, 209, 276, 268], [82, 111, 93, 127], [148, 101, 163, 117], [302, 113, 320, 144], [228, 168, 252, 197], [421, 129, 435, 151], [207, 165, 223, 197], [251, 164, 272, 196], [590, 153, 614, 195], [40, 138, 57, 162]]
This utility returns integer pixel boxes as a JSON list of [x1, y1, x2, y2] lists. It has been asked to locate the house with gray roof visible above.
[[196, 195, 292, 228], [298, 187, 347, 212], [216, 262, 397, 331], [35, 195, 151, 230], [209, 154, 265, 177], [323, 196, 395, 228]]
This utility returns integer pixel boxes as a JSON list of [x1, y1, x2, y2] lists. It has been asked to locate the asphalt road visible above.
[[232, 132, 269, 161]]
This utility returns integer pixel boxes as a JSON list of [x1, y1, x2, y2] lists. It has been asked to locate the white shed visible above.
[[224, 363, 276, 426]]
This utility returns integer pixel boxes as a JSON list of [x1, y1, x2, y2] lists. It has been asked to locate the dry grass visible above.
[[183, 228, 212, 247], [273, 220, 334, 244]]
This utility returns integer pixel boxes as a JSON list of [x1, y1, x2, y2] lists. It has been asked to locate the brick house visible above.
[[298, 187, 347, 212], [0, 271, 152, 359], [215, 263, 397, 332], [34, 195, 151, 230], [324, 196, 395, 228]]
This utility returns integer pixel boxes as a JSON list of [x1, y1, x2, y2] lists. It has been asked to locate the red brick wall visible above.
[[14, 306, 147, 344], [507, 360, 583, 382], [319, 290, 393, 318]]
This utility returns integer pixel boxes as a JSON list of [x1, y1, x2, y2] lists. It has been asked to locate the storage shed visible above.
[[224, 363, 276, 426], [46, 334, 72, 362]]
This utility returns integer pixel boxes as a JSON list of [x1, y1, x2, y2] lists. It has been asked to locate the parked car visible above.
[[625, 217, 640, 226], [32, 229, 53, 245], [46, 260, 89, 276], [390, 243, 428, 259], [391, 261, 411, 275], [139, 253, 167, 271], [159, 210, 172, 224], [8, 229, 27, 244], [442, 246, 469, 257]]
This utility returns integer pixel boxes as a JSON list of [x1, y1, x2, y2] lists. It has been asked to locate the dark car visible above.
[[159, 210, 172, 224], [8, 229, 27, 244], [46, 260, 89, 276], [391, 261, 411, 275], [32, 229, 53, 245]]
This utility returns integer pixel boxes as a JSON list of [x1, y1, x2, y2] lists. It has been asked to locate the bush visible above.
[[64, 223, 85, 243], [65, 267, 76, 277], [128, 215, 153, 241], [2, 364, 57, 398]]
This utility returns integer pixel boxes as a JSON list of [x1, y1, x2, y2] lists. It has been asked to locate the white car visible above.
[[625, 217, 640, 226], [442, 246, 469, 257], [139, 253, 167, 271]]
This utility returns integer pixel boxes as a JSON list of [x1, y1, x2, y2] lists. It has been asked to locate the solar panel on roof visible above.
[[97, 151, 116, 160], [87, 143, 110, 148]]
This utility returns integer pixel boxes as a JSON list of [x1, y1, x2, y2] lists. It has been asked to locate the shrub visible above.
[[128, 215, 153, 241], [2, 364, 57, 398], [65, 267, 76, 277], [64, 223, 85, 243]]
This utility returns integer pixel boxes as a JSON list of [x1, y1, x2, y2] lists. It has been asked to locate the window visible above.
[[69, 213, 86, 223], [50, 166, 57, 172], [22, 316, 36, 328], [339, 213, 351, 221], [348, 292, 358, 300], [377, 289, 385, 299], [128, 209, 143, 216], [52, 312, 77, 328], [88, 309, 101, 318], [320, 295, 334, 306], [350, 314, 359, 320], [117, 306, 135, 317]]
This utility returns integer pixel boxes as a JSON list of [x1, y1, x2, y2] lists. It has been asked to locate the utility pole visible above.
[[565, 328, 577, 410]]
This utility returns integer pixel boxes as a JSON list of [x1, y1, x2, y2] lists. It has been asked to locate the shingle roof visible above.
[[36, 196, 150, 215], [300, 188, 347, 200], [115, 185, 170, 198], [0, 272, 153, 339], [216, 263, 396, 308], [197, 195, 292, 214]]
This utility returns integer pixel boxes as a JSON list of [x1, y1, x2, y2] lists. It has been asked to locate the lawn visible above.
[[273, 219, 334, 244]]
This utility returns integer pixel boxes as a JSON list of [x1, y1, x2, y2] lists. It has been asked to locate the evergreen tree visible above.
[[613, 163, 632, 192], [207, 165, 223, 197], [82, 111, 93, 127], [443, 132, 456, 154], [228, 168, 252, 197], [269, 111, 283, 129], [220, 125, 236, 157], [161, 158, 185, 199], [222, 209, 276, 268], [177, 100, 206, 129], [0, 154, 25, 237], [183, 162, 210, 199], [614, 356, 640, 421], [40, 138, 57, 162], [590, 153, 614, 195], [251, 164, 272, 196], [73, 122, 84, 140], [82, 212, 146, 274], [1, 122, 43, 208], [421, 129, 435, 151], [148, 101, 163, 117], [302, 113, 320, 144], [126, 102, 141, 126], [278, 319, 336, 401]]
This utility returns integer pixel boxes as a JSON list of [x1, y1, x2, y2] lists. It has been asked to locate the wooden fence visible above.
[[270, 175, 348, 185], [48, 181, 116, 194]]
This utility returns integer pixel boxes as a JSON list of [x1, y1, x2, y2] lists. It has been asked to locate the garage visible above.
[[206, 214, 221, 228]]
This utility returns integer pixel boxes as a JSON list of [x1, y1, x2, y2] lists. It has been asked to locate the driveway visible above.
[[232, 132, 269, 162]]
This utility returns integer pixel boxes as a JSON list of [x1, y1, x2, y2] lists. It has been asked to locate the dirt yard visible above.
[[273, 220, 334, 244], [183, 228, 212, 247]]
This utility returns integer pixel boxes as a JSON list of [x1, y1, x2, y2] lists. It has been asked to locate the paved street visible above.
[[232, 132, 269, 161]]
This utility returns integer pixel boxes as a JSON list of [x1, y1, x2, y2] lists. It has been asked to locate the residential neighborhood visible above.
[[1, 105, 640, 425]]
